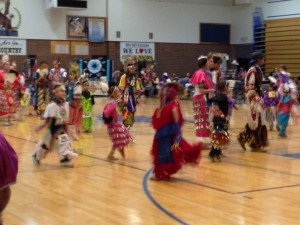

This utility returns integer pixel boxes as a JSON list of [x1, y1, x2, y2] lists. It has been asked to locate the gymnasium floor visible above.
[[2, 97, 300, 225]]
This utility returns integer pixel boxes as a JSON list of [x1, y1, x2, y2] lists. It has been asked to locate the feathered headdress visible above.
[[122, 55, 138, 71], [80, 76, 89, 86], [1, 54, 9, 63], [69, 62, 79, 79], [73, 84, 83, 99], [11, 61, 17, 70], [39, 62, 49, 75]]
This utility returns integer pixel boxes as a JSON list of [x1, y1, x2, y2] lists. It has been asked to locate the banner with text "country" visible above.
[[0, 39, 27, 55]]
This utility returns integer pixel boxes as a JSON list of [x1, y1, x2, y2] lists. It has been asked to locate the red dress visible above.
[[151, 101, 202, 180], [0, 71, 20, 117], [190, 69, 214, 141]]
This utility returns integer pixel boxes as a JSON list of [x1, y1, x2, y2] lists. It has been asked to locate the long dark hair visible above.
[[249, 51, 264, 67], [215, 80, 226, 95], [197, 57, 207, 69]]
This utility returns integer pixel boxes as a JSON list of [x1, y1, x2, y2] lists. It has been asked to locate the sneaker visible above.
[[60, 161, 74, 168], [67, 151, 78, 160], [32, 154, 40, 166]]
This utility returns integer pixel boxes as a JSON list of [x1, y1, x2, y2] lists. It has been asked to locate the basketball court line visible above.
[[3, 133, 38, 143], [234, 183, 300, 194], [143, 168, 189, 225], [223, 158, 300, 178]]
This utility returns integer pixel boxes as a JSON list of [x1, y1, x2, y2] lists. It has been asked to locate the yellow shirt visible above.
[[118, 74, 141, 91]]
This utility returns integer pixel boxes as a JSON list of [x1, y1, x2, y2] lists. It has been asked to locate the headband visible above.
[[52, 85, 66, 94], [127, 64, 135, 69]]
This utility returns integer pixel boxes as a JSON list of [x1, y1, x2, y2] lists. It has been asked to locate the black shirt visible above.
[[208, 93, 228, 123]]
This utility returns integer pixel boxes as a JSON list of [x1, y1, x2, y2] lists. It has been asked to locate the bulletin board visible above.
[[50, 41, 70, 54]]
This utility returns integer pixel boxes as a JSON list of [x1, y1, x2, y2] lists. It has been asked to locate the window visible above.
[[200, 23, 230, 44]]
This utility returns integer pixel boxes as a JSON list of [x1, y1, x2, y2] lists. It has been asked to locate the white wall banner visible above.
[[0, 39, 27, 55], [120, 42, 155, 61]]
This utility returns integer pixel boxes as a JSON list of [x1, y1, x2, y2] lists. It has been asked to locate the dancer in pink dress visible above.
[[103, 86, 131, 160], [190, 56, 214, 146]]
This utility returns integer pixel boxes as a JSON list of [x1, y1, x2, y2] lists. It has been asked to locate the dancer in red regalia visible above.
[[150, 83, 202, 181]]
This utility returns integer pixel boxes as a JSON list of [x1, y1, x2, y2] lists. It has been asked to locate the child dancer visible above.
[[277, 84, 294, 137], [103, 86, 131, 160], [33, 61, 50, 116], [227, 88, 238, 122], [66, 69, 82, 141], [263, 82, 279, 131], [32, 84, 78, 167], [118, 61, 141, 129], [20, 86, 31, 119], [151, 83, 202, 181], [0, 67, 22, 126], [0, 133, 18, 225], [208, 80, 230, 162], [81, 80, 94, 132]]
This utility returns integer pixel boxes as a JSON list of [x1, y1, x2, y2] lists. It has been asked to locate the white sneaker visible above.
[[32, 154, 40, 166], [67, 151, 78, 160]]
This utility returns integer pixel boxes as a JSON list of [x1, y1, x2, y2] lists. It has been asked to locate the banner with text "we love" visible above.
[[120, 42, 155, 62]]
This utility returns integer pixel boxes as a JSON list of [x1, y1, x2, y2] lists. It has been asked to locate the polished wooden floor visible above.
[[2, 97, 300, 225]]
